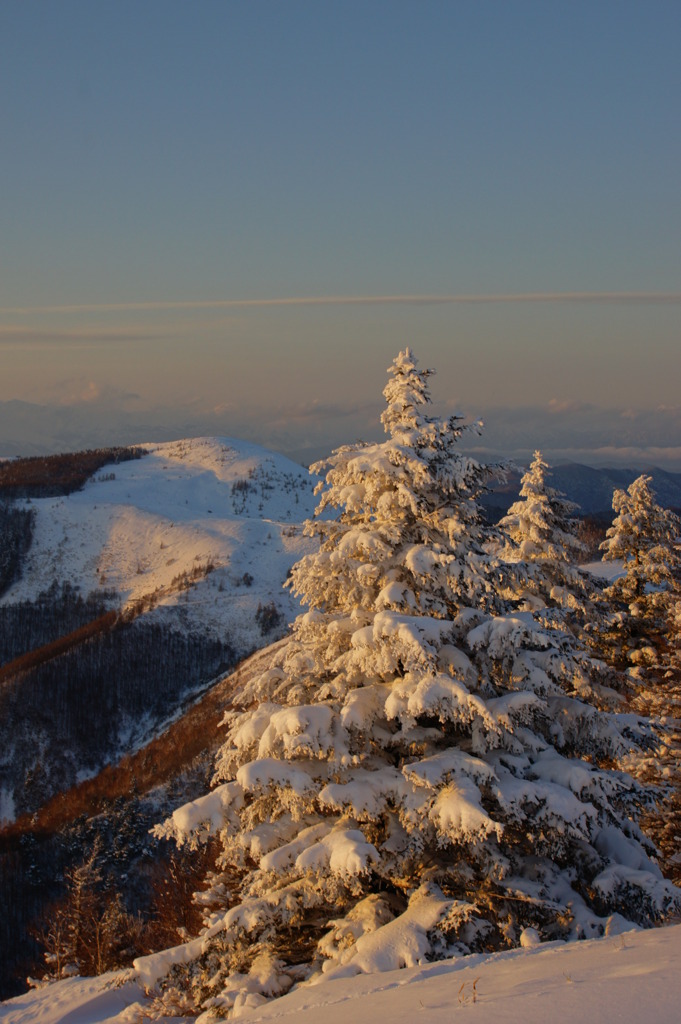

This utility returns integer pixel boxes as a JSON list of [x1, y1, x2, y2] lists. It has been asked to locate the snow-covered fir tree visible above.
[[147, 352, 678, 1020], [597, 475, 681, 881], [496, 450, 593, 616], [651, 594, 681, 884], [494, 452, 618, 702], [600, 475, 681, 681]]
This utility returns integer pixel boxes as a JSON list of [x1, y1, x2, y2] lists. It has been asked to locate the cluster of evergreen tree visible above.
[[141, 351, 679, 1020], [599, 475, 681, 685], [0, 613, 236, 818], [0, 798, 217, 999], [0, 582, 115, 666], [0, 502, 34, 598]]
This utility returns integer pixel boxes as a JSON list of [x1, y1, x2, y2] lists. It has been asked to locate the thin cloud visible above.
[[547, 398, 587, 415], [44, 377, 142, 407], [2, 292, 681, 316], [0, 325, 168, 344], [2, 395, 681, 470], [263, 399, 377, 427]]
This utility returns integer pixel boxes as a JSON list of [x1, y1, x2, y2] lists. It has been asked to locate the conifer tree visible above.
[[148, 352, 677, 1020], [600, 475, 681, 679], [37, 840, 142, 981], [497, 450, 593, 616], [598, 476, 681, 880], [494, 452, 616, 703], [649, 594, 681, 884]]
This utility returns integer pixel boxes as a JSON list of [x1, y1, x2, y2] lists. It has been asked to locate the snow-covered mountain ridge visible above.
[[3, 436, 318, 645]]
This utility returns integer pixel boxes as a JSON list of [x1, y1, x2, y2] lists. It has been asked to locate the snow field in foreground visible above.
[[2, 924, 680, 1024]]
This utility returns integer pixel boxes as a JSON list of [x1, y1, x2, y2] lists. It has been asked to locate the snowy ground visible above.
[[2, 924, 680, 1024], [3, 437, 320, 651], [581, 558, 624, 582]]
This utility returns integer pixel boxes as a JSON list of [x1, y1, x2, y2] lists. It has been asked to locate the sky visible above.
[[1, 0, 680, 466]]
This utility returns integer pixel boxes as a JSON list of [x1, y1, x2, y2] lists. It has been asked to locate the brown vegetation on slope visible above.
[[0, 611, 119, 684], [0, 446, 145, 499]]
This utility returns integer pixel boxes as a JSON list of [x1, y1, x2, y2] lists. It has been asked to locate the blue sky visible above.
[[1, 1, 680, 465]]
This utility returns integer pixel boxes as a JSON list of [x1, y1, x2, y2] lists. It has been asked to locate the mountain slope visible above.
[[0, 437, 319, 825], [3, 437, 318, 643], [0, 439, 320, 999], [3, 639, 287, 841]]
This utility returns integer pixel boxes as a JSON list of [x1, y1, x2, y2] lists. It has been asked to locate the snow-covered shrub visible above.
[[148, 351, 678, 1020]]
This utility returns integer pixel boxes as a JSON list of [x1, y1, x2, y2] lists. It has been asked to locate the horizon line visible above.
[[3, 291, 681, 316]]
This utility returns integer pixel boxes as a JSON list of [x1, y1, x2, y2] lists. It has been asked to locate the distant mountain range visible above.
[[481, 463, 681, 518]]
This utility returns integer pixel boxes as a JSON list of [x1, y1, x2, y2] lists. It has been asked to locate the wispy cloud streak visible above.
[[0, 325, 164, 345], [3, 292, 681, 316]]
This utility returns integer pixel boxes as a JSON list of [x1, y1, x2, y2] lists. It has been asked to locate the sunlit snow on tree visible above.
[[596, 475, 681, 881], [147, 351, 678, 1021], [600, 474, 681, 680], [496, 449, 593, 616]]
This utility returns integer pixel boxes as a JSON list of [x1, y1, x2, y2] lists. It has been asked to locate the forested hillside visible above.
[[0, 439, 319, 998]]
